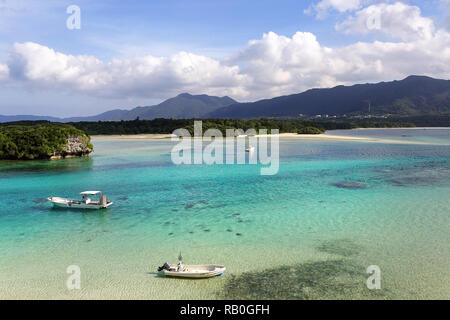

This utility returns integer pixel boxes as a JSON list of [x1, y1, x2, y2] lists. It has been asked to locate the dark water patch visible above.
[[316, 239, 362, 257], [236, 233, 242, 236], [168, 233, 174, 236], [330, 181, 368, 190], [373, 169, 392, 174], [183, 184, 200, 190], [232, 213, 241, 217], [226, 229, 233, 232], [210, 204, 227, 209], [219, 260, 390, 300], [203, 229, 210, 232], [235, 218, 252, 224], [188, 231, 194, 234], [32, 198, 47, 204], [374, 160, 450, 187], [0, 158, 93, 178], [388, 176, 440, 187], [185, 200, 208, 209]]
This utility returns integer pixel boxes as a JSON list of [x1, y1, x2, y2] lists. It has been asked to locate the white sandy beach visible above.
[[92, 134, 175, 139], [91, 131, 450, 145], [91, 132, 373, 141]]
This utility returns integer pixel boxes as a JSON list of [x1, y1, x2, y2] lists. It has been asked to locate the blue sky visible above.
[[0, 0, 449, 117]]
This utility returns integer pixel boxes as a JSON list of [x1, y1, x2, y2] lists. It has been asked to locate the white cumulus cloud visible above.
[[336, 2, 435, 41], [4, 25, 450, 102], [306, 0, 364, 19], [0, 63, 9, 81], [8, 42, 250, 100], [227, 29, 450, 99]]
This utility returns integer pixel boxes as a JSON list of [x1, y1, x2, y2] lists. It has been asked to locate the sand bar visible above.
[[91, 131, 449, 145], [92, 134, 175, 139], [91, 133, 371, 141]]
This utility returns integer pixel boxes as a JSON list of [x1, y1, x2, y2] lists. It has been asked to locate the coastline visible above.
[[353, 127, 450, 130], [90, 132, 374, 141], [90, 130, 450, 145], [91, 134, 175, 139]]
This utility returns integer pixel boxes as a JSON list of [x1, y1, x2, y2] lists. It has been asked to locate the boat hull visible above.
[[48, 197, 113, 210], [161, 264, 226, 279]]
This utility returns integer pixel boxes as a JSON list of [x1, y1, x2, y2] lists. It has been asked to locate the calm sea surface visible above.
[[0, 129, 449, 299]]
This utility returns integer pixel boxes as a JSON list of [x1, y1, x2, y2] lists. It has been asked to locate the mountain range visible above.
[[1, 76, 449, 122], [210, 75, 450, 118]]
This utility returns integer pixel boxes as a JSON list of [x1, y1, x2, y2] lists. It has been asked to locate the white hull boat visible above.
[[48, 191, 113, 210], [158, 261, 225, 279]]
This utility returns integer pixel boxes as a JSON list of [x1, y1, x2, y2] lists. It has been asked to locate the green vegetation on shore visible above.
[[0, 121, 93, 160], [70, 118, 415, 136], [0, 117, 422, 160]]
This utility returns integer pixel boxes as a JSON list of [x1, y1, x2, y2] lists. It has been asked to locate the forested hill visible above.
[[2, 76, 450, 122], [0, 122, 93, 160], [209, 76, 450, 119]]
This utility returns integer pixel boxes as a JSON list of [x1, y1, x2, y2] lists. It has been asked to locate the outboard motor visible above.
[[100, 195, 107, 208], [157, 262, 171, 272]]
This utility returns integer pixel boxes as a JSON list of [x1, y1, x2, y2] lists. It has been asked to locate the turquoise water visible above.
[[326, 128, 450, 145], [0, 129, 449, 299]]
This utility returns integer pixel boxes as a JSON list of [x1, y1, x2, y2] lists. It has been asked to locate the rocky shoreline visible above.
[[49, 136, 93, 160]]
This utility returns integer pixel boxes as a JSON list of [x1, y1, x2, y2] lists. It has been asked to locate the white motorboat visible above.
[[48, 191, 113, 209], [158, 263, 226, 278], [157, 254, 225, 278]]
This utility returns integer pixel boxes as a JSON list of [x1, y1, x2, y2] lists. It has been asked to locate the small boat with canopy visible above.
[[47, 191, 113, 209]]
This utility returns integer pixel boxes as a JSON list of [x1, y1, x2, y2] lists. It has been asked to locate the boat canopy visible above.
[[80, 191, 102, 195]]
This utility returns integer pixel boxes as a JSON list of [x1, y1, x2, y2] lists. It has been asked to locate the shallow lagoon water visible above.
[[0, 129, 449, 299]]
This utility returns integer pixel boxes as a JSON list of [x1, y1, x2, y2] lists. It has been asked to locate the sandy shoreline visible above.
[[92, 134, 175, 139], [91, 133, 373, 141], [353, 127, 450, 130], [90, 131, 450, 146]]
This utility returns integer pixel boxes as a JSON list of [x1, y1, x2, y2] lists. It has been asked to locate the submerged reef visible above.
[[330, 181, 368, 189], [315, 239, 362, 257], [220, 239, 390, 300], [219, 259, 390, 300], [387, 176, 440, 187]]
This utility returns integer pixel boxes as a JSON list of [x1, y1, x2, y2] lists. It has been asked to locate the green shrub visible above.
[[297, 126, 324, 134], [0, 121, 92, 160]]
